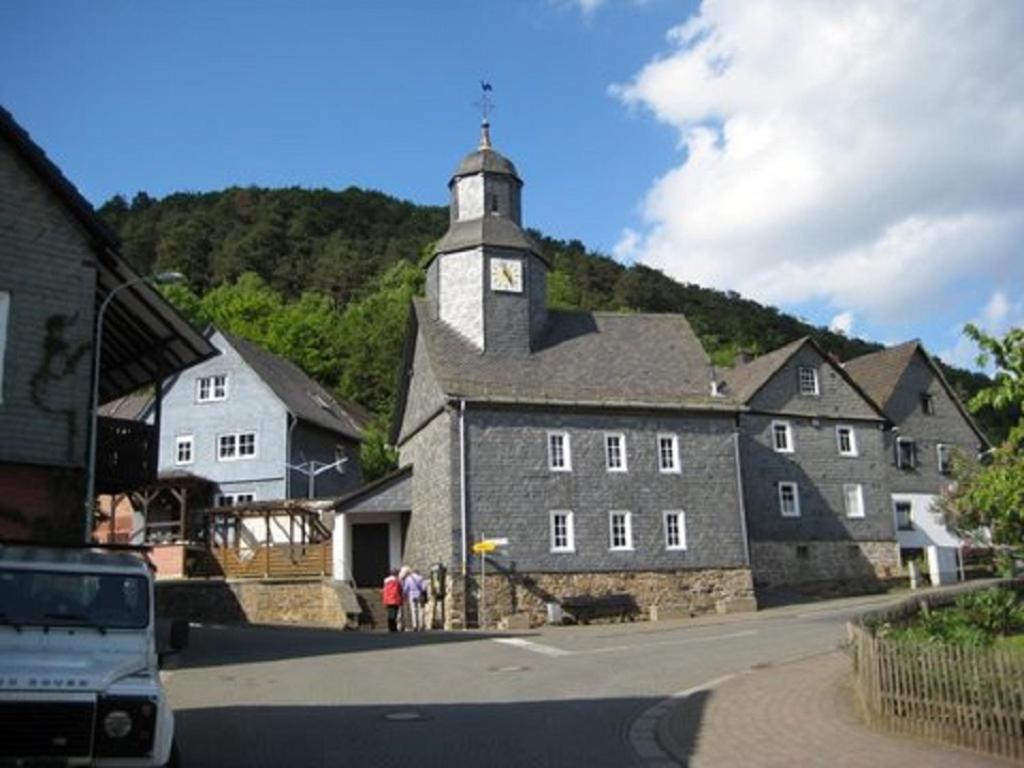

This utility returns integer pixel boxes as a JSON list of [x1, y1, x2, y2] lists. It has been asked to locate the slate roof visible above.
[[452, 147, 520, 180], [411, 298, 725, 409], [218, 330, 368, 442], [844, 340, 990, 446], [434, 216, 547, 263]]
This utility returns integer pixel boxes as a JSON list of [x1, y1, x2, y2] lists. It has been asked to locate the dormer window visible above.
[[798, 366, 819, 396], [921, 393, 935, 415], [197, 374, 228, 403]]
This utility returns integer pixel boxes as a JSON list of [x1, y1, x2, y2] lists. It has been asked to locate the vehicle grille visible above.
[[0, 701, 95, 758]]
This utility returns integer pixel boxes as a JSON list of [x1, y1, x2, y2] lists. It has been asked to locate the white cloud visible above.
[[939, 290, 1024, 369], [829, 311, 854, 336], [612, 1, 1024, 330], [612, 227, 641, 261]]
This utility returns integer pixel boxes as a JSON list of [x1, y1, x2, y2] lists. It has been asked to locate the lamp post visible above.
[[83, 271, 185, 541]]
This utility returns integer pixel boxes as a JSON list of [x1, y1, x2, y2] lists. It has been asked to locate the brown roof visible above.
[[842, 340, 920, 410], [844, 340, 990, 446]]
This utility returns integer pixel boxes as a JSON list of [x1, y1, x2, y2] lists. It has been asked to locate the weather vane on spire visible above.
[[474, 80, 495, 149]]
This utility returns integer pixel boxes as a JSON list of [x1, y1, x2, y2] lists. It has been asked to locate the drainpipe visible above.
[[285, 413, 297, 498], [732, 417, 751, 567], [458, 398, 468, 627]]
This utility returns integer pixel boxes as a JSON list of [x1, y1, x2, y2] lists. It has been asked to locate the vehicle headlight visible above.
[[103, 710, 133, 738]]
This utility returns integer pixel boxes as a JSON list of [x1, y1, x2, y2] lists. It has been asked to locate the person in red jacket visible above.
[[381, 568, 403, 632]]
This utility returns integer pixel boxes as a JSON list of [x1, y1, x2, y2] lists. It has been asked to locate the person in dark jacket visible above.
[[381, 568, 403, 632]]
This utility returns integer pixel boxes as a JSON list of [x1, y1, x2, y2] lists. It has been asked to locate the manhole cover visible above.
[[384, 711, 424, 722]]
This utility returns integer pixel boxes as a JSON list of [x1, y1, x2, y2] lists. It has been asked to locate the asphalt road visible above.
[[164, 592, 905, 768]]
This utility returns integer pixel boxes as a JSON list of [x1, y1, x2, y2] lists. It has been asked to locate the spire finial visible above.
[[475, 80, 495, 150]]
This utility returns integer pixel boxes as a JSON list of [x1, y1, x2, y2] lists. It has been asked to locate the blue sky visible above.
[[3, 1, 1022, 371]]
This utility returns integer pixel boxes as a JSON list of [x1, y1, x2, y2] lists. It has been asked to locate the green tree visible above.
[[940, 325, 1024, 546]]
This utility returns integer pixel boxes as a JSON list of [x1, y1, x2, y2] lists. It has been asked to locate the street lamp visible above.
[[83, 271, 185, 541]]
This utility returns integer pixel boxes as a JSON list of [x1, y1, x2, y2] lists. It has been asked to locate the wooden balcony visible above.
[[95, 416, 156, 494]]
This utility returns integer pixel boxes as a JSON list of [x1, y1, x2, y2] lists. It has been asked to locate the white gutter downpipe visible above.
[[458, 398, 468, 628]]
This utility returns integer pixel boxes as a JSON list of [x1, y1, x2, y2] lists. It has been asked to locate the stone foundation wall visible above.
[[437, 568, 755, 629], [156, 578, 352, 629], [750, 540, 901, 595]]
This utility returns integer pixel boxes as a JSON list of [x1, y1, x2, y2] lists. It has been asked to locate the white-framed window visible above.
[[836, 425, 858, 457], [896, 437, 916, 469], [798, 366, 819, 396], [772, 420, 793, 453], [0, 290, 9, 405], [894, 500, 913, 531], [218, 431, 258, 461], [609, 510, 633, 551], [550, 510, 575, 553], [664, 510, 687, 550], [658, 433, 680, 473], [548, 431, 571, 472], [937, 443, 952, 474], [921, 393, 936, 415], [175, 435, 194, 465], [196, 374, 229, 403], [843, 483, 865, 518], [778, 482, 800, 517], [605, 433, 627, 472]]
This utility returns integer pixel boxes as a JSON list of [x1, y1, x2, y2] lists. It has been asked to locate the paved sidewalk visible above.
[[657, 650, 1012, 767]]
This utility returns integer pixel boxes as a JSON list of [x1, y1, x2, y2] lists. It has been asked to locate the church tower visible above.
[[425, 119, 549, 355]]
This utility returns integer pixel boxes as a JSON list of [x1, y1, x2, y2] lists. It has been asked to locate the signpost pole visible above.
[[480, 532, 486, 630]]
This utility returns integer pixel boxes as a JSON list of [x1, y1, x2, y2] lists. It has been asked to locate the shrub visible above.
[[954, 588, 1024, 636]]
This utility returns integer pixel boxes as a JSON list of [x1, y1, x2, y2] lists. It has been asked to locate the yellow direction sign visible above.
[[472, 540, 498, 554]]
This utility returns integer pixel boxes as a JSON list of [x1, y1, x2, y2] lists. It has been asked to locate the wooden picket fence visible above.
[[848, 622, 1024, 761]]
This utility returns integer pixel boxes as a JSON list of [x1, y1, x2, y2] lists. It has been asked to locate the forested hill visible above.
[[97, 186, 1004, 450]]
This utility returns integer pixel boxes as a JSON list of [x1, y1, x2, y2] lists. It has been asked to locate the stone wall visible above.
[[436, 567, 755, 629], [156, 578, 353, 629], [750, 540, 901, 595]]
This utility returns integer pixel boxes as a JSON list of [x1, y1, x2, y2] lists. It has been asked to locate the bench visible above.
[[560, 593, 638, 624]]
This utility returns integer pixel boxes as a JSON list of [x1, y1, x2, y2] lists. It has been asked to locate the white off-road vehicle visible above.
[[0, 544, 183, 767]]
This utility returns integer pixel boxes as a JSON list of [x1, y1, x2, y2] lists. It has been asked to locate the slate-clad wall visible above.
[[883, 352, 985, 495], [0, 138, 95, 469], [481, 248, 543, 357], [740, 414, 894, 542], [290, 423, 362, 499], [438, 248, 484, 349], [397, 328, 447, 444], [398, 411, 457, 573], [462, 406, 748, 573], [159, 331, 288, 501], [749, 344, 880, 420]]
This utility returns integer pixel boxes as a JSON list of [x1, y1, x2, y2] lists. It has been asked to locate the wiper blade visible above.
[[41, 612, 107, 634]]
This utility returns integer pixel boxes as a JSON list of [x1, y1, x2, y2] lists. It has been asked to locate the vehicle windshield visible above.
[[0, 569, 149, 630]]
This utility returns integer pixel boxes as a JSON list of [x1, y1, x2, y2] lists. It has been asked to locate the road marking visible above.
[[576, 628, 758, 656], [492, 637, 572, 657], [493, 628, 758, 660]]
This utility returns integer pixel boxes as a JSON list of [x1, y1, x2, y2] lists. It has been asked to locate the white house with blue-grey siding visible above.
[[156, 328, 367, 544]]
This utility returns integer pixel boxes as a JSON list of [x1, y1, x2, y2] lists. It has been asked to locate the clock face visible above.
[[490, 258, 523, 293]]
